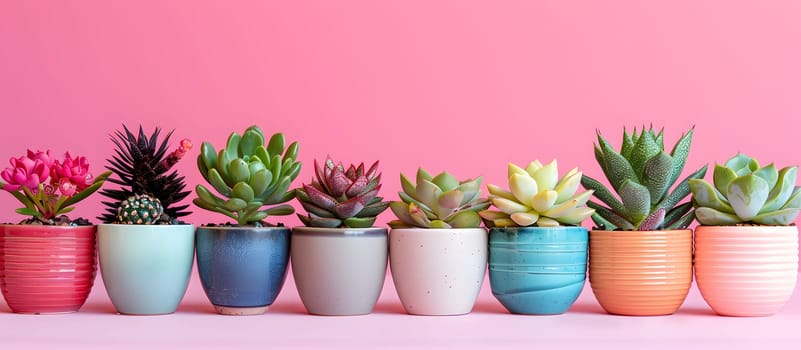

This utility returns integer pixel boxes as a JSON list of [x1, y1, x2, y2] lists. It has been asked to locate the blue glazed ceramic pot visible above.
[[489, 226, 588, 315], [196, 226, 290, 315]]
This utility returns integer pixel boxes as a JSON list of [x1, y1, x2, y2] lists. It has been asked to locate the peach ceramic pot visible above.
[[0, 224, 97, 314], [695, 225, 798, 317], [389, 228, 487, 316], [589, 229, 693, 316]]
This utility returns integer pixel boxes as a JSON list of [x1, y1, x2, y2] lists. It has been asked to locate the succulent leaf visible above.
[[554, 169, 581, 203], [751, 208, 801, 226], [629, 128, 661, 182], [638, 207, 665, 231], [432, 172, 459, 192], [688, 179, 732, 213], [642, 151, 674, 204], [510, 173, 538, 206], [666, 128, 694, 187], [531, 160, 558, 191], [597, 134, 638, 192], [695, 207, 743, 225], [510, 211, 539, 226], [760, 166, 796, 213], [712, 164, 738, 197], [753, 164, 779, 190], [448, 211, 481, 228], [618, 179, 651, 226], [232, 182, 255, 203], [531, 190, 558, 213], [487, 184, 516, 201], [727, 174, 769, 221], [587, 201, 635, 230], [343, 217, 376, 228]]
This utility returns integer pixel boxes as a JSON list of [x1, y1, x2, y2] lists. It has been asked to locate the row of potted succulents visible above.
[[0, 125, 798, 318]]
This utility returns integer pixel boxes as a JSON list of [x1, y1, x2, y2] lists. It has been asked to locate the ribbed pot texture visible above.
[[695, 225, 798, 317], [0, 225, 97, 314], [589, 230, 693, 316]]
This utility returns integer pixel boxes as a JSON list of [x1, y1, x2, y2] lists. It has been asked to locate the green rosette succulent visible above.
[[581, 126, 708, 231], [194, 125, 302, 226], [388, 168, 490, 229], [690, 153, 801, 226], [479, 160, 595, 227]]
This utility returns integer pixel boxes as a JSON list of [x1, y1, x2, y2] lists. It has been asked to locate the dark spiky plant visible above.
[[98, 125, 193, 224]]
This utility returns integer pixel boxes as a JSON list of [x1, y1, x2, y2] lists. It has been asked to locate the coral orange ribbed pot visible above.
[[589, 229, 693, 316], [0, 224, 97, 314], [695, 225, 798, 317]]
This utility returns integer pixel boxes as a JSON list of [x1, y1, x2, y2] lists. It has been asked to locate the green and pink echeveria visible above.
[[690, 153, 801, 226], [389, 168, 490, 229], [295, 157, 390, 228]]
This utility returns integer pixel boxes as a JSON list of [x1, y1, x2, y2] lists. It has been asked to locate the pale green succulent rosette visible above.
[[582, 126, 708, 231], [690, 153, 801, 226], [388, 168, 490, 229], [479, 160, 595, 227]]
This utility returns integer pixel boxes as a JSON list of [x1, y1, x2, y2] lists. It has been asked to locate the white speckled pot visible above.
[[291, 227, 388, 316], [389, 228, 487, 316]]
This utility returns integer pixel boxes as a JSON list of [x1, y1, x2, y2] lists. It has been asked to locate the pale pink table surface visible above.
[[1, 267, 799, 350]]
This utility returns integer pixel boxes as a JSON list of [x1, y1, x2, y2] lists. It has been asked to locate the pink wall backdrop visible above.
[[1, 0, 800, 227]]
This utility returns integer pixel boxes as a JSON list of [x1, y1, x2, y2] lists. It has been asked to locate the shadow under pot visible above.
[[489, 226, 588, 315], [97, 224, 195, 315], [196, 226, 290, 316], [0, 224, 98, 314], [695, 225, 798, 317], [389, 228, 487, 316], [291, 227, 387, 316], [589, 229, 693, 316]]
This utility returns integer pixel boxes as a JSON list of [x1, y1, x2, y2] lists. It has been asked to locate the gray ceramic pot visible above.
[[291, 227, 387, 316]]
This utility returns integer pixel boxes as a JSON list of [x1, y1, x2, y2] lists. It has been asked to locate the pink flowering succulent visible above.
[[0, 149, 111, 222]]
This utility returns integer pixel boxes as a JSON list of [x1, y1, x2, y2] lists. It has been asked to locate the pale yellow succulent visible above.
[[479, 160, 595, 227]]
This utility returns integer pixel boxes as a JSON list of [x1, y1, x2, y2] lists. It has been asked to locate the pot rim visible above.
[[694, 225, 798, 234], [488, 226, 588, 232], [589, 229, 692, 235], [292, 226, 387, 237], [97, 223, 195, 227], [389, 227, 487, 234], [0, 224, 96, 231], [196, 225, 289, 231]]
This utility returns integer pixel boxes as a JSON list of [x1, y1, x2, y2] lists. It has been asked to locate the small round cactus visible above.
[[116, 194, 164, 224]]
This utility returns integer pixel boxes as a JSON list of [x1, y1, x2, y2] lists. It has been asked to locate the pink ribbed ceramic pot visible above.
[[695, 225, 798, 317], [0, 224, 98, 314]]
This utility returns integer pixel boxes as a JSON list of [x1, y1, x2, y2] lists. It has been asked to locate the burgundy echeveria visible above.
[[0, 150, 54, 192], [51, 153, 93, 195]]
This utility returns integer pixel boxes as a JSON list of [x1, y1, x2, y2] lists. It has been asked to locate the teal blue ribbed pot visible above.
[[489, 226, 588, 315], [98, 224, 195, 315]]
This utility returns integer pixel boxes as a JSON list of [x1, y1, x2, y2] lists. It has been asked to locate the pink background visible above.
[[1, 1, 800, 349]]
